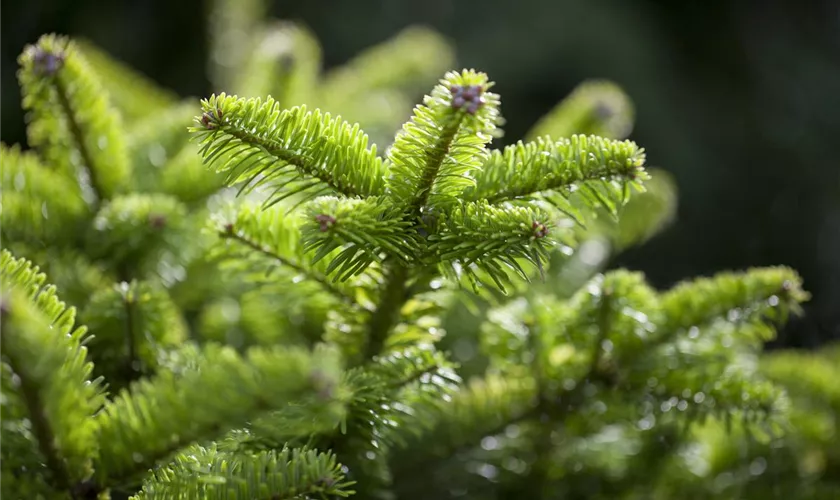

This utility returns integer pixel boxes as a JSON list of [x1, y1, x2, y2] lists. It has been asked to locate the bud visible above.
[[315, 214, 336, 232], [32, 47, 64, 76], [148, 214, 167, 229]]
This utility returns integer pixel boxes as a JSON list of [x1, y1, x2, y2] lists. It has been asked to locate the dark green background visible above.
[[2, 0, 838, 348]]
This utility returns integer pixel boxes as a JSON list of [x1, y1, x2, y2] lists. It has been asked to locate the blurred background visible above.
[[2, 0, 839, 350]]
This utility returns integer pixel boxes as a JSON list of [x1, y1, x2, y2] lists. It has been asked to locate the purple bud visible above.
[[593, 101, 614, 120], [452, 95, 466, 109], [462, 85, 480, 100], [32, 48, 64, 76], [532, 221, 548, 238], [465, 100, 480, 115]]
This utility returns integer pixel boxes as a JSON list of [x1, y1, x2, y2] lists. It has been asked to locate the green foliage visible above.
[[94, 343, 342, 485], [0, 143, 89, 246], [385, 70, 500, 210], [0, 250, 106, 495], [18, 34, 130, 202], [1, 3, 825, 498], [527, 79, 634, 141], [74, 38, 178, 124], [81, 280, 189, 392], [0, 250, 342, 498], [193, 97, 387, 201], [195, 69, 644, 291], [133, 445, 354, 499], [655, 344, 840, 499]]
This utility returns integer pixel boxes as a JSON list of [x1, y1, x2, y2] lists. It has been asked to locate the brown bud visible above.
[[200, 112, 215, 130], [315, 214, 336, 232], [148, 214, 167, 229], [532, 221, 549, 238]]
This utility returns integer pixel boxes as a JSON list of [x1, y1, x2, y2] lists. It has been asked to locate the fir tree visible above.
[[0, 2, 831, 499]]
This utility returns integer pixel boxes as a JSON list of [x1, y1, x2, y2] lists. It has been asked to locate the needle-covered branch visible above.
[[208, 202, 358, 302], [465, 135, 646, 217], [659, 267, 808, 334], [0, 250, 107, 487], [192, 95, 387, 204], [81, 280, 188, 392], [526, 80, 634, 141], [88, 193, 191, 278], [133, 445, 354, 499], [300, 197, 418, 281], [430, 201, 555, 291], [386, 70, 501, 211], [18, 34, 130, 203], [94, 343, 342, 486], [391, 375, 537, 464], [74, 38, 179, 124], [0, 143, 89, 246], [231, 21, 321, 105]]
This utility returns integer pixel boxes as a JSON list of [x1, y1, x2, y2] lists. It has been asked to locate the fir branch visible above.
[[0, 143, 90, 246], [363, 265, 410, 363], [207, 0, 267, 92], [53, 65, 105, 200], [465, 135, 646, 214], [133, 445, 354, 499], [74, 38, 178, 123], [391, 374, 537, 463], [300, 197, 418, 282], [88, 193, 190, 278], [526, 80, 634, 141], [191, 95, 386, 204], [430, 201, 554, 292], [94, 343, 342, 486], [320, 26, 455, 100], [0, 250, 107, 487], [386, 70, 500, 211], [659, 267, 809, 335], [126, 101, 200, 185], [18, 34, 131, 203], [232, 20, 321, 106], [0, 306, 72, 492], [220, 224, 352, 304], [81, 281, 188, 392], [207, 202, 360, 304]]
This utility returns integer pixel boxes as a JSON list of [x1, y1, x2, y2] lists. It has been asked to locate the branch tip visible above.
[[315, 214, 337, 232], [32, 46, 65, 76]]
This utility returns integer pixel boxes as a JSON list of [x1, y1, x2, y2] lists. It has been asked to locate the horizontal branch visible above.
[[466, 135, 646, 206], [191, 95, 386, 205]]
